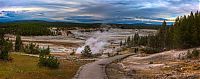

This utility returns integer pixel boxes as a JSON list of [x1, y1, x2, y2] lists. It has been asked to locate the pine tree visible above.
[[157, 20, 167, 49], [173, 17, 181, 48], [134, 33, 140, 46], [192, 11, 200, 46], [0, 47, 9, 60], [127, 36, 131, 47], [120, 40, 123, 47], [124, 38, 127, 46], [81, 45, 92, 57], [15, 35, 22, 52]]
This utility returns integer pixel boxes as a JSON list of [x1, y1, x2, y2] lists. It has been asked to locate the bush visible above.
[[38, 47, 59, 69], [39, 55, 60, 69], [23, 43, 59, 68]]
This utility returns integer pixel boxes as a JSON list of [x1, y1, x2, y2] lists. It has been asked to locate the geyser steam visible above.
[[76, 31, 108, 54]]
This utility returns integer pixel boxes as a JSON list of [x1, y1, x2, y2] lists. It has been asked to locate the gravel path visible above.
[[74, 54, 134, 79]]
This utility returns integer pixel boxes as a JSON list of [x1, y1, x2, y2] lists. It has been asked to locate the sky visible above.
[[0, 0, 199, 24]]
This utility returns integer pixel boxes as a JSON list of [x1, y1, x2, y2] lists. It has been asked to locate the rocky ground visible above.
[[106, 49, 200, 79]]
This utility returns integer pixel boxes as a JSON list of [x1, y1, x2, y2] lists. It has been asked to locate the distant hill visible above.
[[0, 20, 163, 36], [0, 20, 163, 29]]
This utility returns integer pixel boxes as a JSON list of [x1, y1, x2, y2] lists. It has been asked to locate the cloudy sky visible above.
[[0, 0, 199, 24]]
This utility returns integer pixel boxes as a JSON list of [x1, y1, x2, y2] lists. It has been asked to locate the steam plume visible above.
[[76, 31, 108, 54]]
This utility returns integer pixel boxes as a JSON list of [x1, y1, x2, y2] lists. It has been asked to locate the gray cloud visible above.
[[0, 0, 199, 24]]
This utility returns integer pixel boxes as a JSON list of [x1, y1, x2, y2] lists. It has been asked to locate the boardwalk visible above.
[[74, 54, 134, 79]]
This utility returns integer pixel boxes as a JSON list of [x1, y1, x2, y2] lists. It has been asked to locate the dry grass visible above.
[[0, 54, 87, 79]]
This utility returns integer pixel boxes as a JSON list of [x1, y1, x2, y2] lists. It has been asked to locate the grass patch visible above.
[[0, 54, 87, 79]]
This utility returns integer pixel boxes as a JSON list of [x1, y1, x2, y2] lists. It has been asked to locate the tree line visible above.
[[0, 20, 162, 36], [122, 11, 200, 53], [155, 11, 200, 50], [1, 24, 52, 36]]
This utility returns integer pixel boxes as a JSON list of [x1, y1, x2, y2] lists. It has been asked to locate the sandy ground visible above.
[[107, 49, 200, 79]]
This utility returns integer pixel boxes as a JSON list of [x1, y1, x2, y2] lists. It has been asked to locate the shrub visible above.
[[39, 55, 60, 69], [23, 43, 59, 68], [38, 47, 59, 69]]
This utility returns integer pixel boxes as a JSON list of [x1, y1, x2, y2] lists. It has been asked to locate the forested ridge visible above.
[[0, 21, 52, 36]]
